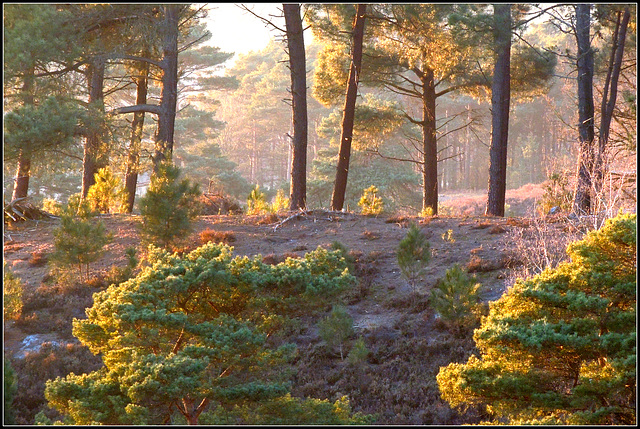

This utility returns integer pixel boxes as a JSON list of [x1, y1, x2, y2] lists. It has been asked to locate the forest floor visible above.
[[3, 184, 594, 424]]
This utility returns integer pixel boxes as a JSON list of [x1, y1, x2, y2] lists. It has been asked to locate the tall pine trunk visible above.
[[81, 55, 107, 199], [421, 68, 438, 215], [123, 59, 149, 213], [486, 4, 512, 217], [11, 70, 35, 201], [593, 7, 630, 197], [572, 3, 595, 215], [153, 4, 180, 171], [283, 3, 308, 211], [331, 4, 367, 211]]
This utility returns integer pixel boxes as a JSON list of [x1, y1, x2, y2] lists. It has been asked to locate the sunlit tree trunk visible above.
[[284, 3, 308, 211], [331, 4, 367, 211], [486, 4, 512, 217]]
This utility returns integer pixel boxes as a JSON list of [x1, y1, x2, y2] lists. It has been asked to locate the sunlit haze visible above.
[[205, 3, 285, 66]]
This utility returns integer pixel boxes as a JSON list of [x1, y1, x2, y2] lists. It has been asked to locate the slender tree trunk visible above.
[[593, 7, 630, 196], [283, 3, 308, 211], [331, 3, 367, 211], [572, 3, 595, 215], [415, 66, 438, 215], [81, 55, 107, 199], [153, 4, 180, 171], [123, 59, 149, 213], [12, 70, 35, 201], [486, 4, 512, 217]]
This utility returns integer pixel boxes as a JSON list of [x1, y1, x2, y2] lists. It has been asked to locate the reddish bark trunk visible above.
[[331, 4, 367, 211]]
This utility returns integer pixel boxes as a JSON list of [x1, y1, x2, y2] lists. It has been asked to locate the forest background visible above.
[[4, 3, 636, 216], [3, 3, 637, 426]]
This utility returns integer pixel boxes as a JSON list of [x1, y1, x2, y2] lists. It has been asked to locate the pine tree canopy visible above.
[[437, 212, 636, 425], [45, 242, 357, 424]]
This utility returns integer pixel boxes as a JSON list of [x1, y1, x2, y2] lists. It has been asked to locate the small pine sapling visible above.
[[347, 336, 369, 365], [272, 189, 290, 214], [86, 166, 125, 213], [358, 185, 383, 216], [138, 161, 201, 250], [318, 305, 354, 360], [430, 264, 482, 334], [49, 207, 113, 282], [397, 223, 431, 292], [247, 185, 271, 215]]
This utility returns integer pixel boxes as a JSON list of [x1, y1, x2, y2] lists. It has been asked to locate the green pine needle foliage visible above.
[[430, 264, 481, 334], [3, 263, 24, 321], [86, 166, 125, 214], [437, 212, 637, 425], [138, 162, 201, 250], [49, 208, 112, 282], [4, 359, 17, 425], [358, 185, 384, 216], [200, 393, 374, 425], [347, 336, 370, 365], [44, 242, 359, 425], [397, 223, 431, 292], [247, 185, 271, 215], [318, 305, 354, 360], [272, 188, 290, 214]]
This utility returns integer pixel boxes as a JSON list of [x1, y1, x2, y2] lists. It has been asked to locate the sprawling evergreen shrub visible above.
[[44, 242, 359, 425], [437, 212, 637, 425]]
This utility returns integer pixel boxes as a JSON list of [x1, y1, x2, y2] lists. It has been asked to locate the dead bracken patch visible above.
[[199, 229, 236, 245], [361, 230, 381, 240]]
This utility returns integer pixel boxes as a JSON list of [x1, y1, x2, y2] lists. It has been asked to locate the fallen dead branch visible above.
[[4, 198, 57, 223], [272, 209, 356, 231]]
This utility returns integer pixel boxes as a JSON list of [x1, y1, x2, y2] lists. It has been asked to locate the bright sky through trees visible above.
[[205, 3, 284, 65]]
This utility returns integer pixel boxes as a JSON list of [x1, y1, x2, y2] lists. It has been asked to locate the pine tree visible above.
[[357, 185, 384, 216], [397, 223, 431, 292], [86, 166, 125, 213], [429, 264, 481, 334], [138, 161, 201, 250], [49, 206, 113, 281], [44, 242, 358, 425], [437, 212, 636, 425], [318, 305, 354, 360]]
